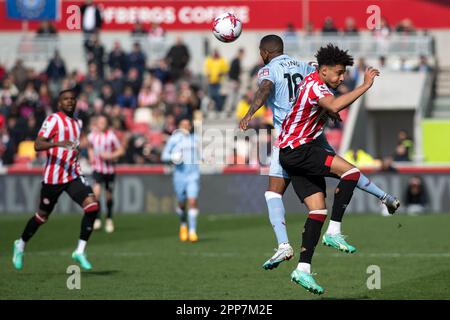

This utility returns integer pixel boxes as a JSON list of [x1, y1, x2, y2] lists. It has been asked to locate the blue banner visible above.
[[6, 0, 59, 20]]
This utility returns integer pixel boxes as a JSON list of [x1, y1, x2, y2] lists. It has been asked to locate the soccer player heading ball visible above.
[[278, 44, 396, 294], [12, 89, 99, 271]]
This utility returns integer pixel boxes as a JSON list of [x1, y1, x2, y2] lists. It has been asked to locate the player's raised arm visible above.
[[239, 79, 273, 131], [318, 67, 380, 113]]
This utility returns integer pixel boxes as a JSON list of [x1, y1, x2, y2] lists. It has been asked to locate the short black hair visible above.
[[259, 35, 284, 53], [315, 44, 354, 68], [58, 88, 77, 98]]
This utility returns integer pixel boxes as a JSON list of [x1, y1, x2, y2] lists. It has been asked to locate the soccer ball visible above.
[[212, 13, 242, 43]]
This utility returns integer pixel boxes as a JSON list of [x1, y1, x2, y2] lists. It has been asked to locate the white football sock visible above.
[[17, 238, 26, 252], [76, 240, 87, 254], [326, 220, 341, 235], [297, 262, 311, 274]]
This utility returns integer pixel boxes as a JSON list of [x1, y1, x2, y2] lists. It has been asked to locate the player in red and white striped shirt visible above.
[[278, 44, 387, 294], [12, 89, 100, 271], [88, 114, 124, 233]]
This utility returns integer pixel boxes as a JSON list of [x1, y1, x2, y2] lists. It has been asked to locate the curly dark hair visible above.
[[315, 44, 354, 68]]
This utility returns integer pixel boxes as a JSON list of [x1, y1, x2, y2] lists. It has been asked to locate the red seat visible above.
[[147, 131, 164, 147], [131, 122, 151, 136], [14, 156, 32, 165]]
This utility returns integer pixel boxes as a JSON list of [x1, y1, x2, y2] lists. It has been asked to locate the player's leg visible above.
[[67, 178, 100, 270], [262, 146, 293, 270], [177, 201, 188, 241], [186, 177, 200, 242], [92, 181, 102, 231], [174, 174, 188, 241], [262, 176, 293, 270], [12, 183, 63, 270], [316, 133, 400, 213], [322, 155, 359, 253], [104, 174, 115, 233], [290, 176, 327, 295]]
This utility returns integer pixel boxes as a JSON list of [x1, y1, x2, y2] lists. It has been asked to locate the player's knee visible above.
[[265, 191, 282, 201], [83, 202, 100, 214], [308, 209, 328, 222], [341, 168, 360, 181]]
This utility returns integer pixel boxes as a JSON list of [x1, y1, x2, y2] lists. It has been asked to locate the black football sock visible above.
[[106, 199, 113, 219], [80, 203, 99, 241], [299, 211, 327, 264], [21, 214, 47, 242], [330, 169, 360, 223]]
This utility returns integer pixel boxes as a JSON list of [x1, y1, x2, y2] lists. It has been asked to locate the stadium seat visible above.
[[325, 129, 343, 151], [17, 140, 36, 161]]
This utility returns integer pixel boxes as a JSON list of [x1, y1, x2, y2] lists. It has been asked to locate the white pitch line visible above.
[[22, 251, 450, 258]]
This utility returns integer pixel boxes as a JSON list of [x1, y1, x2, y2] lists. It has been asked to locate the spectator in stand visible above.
[[343, 17, 359, 35], [414, 55, 433, 73], [149, 59, 170, 84], [404, 176, 428, 215], [322, 17, 338, 35], [394, 143, 410, 162], [108, 68, 125, 95], [304, 21, 315, 36], [166, 36, 190, 81], [249, 57, 265, 78], [83, 62, 103, 93], [235, 89, 267, 130], [138, 74, 162, 108], [46, 50, 67, 96], [162, 114, 177, 136], [226, 48, 245, 114], [36, 21, 57, 37], [148, 22, 165, 40], [396, 129, 413, 160], [85, 34, 105, 77], [343, 149, 375, 167], [124, 67, 143, 96], [80, 0, 102, 35], [377, 56, 387, 70], [100, 83, 117, 106], [372, 17, 391, 37], [131, 21, 148, 36], [118, 85, 137, 109], [10, 59, 28, 91], [108, 41, 128, 74], [396, 18, 416, 35], [204, 49, 229, 112], [379, 156, 398, 173], [127, 42, 147, 77]]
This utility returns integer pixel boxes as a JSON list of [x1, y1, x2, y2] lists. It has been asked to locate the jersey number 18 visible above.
[[284, 73, 303, 103]]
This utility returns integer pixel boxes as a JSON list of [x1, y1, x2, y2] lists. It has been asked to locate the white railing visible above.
[[284, 34, 434, 58]]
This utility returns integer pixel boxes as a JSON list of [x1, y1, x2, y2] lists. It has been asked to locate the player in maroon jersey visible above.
[[279, 44, 389, 294], [12, 89, 100, 271]]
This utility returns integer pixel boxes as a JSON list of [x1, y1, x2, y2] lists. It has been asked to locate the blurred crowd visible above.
[[0, 2, 435, 167]]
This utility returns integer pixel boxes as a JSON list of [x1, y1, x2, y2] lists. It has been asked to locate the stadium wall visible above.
[[1, 167, 449, 214]]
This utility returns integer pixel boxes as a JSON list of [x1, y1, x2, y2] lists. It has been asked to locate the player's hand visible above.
[[239, 115, 252, 131], [100, 152, 113, 160], [327, 111, 342, 123], [363, 67, 380, 89]]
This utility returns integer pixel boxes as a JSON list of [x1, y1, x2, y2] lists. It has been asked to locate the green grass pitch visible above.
[[1, 213, 449, 299]]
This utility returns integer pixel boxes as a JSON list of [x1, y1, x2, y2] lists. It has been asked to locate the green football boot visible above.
[[12, 240, 24, 270], [291, 269, 324, 295], [322, 233, 356, 253], [72, 251, 93, 270]]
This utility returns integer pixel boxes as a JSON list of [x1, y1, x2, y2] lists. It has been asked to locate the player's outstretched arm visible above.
[[239, 79, 273, 131], [35, 136, 73, 151], [318, 67, 379, 113]]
